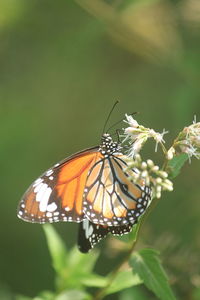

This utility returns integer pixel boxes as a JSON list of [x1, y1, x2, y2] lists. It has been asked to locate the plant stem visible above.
[[92, 240, 137, 300]]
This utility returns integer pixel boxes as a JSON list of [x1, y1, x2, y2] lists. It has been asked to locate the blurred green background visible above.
[[0, 0, 200, 299]]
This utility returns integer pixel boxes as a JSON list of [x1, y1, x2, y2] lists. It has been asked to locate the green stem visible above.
[[92, 239, 137, 300], [161, 158, 169, 171]]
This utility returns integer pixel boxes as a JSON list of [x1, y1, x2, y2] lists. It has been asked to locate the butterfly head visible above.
[[99, 133, 121, 156]]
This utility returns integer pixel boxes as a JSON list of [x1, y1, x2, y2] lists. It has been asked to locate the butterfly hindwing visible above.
[[78, 219, 134, 253], [83, 155, 151, 227]]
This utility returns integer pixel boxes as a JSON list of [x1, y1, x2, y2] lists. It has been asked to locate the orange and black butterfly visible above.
[[17, 125, 151, 253], [17, 134, 151, 252]]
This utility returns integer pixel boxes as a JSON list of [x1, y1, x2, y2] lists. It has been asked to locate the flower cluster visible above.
[[167, 116, 200, 161], [123, 114, 168, 156], [124, 154, 173, 199], [122, 113, 199, 199]]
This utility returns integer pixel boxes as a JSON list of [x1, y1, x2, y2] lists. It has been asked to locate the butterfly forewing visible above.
[[17, 148, 102, 224]]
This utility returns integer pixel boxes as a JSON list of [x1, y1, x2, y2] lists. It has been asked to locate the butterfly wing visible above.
[[78, 219, 133, 253], [83, 154, 151, 227], [17, 147, 104, 224], [78, 220, 108, 253]]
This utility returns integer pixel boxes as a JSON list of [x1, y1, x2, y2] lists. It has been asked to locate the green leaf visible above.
[[43, 224, 68, 274], [130, 248, 177, 300], [119, 286, 151, 300], [167, 153, 188, 179], [106, 269, 142, 295], [80, 273, 108, 288], [51, 247, 100, 290], [55, 290, 91, 300], [68, 246, 99, 274]]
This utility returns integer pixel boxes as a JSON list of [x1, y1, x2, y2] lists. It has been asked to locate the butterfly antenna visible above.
[[102, 100, 119, 134]]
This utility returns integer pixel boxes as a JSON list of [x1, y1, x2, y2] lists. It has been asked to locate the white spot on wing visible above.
[[46, 169, 53, 176], [47, 202, 57, 212], [34, 182, 45, 194], [39, 187, 52, 212], [35, 183, 48, 201], [46, 212, 52, 218], [33, 178, 43, 187]]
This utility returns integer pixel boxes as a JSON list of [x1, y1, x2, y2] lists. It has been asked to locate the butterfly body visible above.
[[17, 133, 151, 252]]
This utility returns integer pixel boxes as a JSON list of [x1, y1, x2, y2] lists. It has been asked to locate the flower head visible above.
[[123, 114, 168, 156], [124, 113, 139, 128], [173, 116, 200, 161]]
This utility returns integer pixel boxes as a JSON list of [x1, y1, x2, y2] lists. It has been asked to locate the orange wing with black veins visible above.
[[17, 148, 103, 224], [83, 154, 151, 227]]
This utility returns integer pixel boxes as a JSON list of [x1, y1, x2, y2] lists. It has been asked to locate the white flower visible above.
[[148, 128, 168, 152], [124, 114, 139, 128], [123, 114, 168, 156], [175, 116, 200, 160], [179, 143, 199, 161]]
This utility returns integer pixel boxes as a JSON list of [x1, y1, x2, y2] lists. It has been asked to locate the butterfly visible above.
[[17, 133, 151, 253]]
